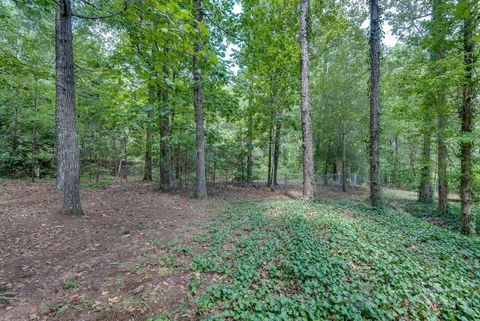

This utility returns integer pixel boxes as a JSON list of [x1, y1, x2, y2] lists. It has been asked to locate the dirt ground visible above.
[[0, 179, 362, 321]]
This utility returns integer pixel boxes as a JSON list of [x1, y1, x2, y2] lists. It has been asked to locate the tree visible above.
[[246, 83, 254, 185], [419, 108, 433, 202], [192, 0, 207, 199], [300, 0, 315, 199], [432, 0, 448, 214], [159, 63, 171, 191], [143, 84, 154, 181], [369, 0, 382, 207], [459, 0, 476, 236], [55, 0, 83, 215]]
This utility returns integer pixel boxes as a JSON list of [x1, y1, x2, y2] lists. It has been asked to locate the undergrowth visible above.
[[388, 198, 480, 232], [189, 199, 480, 320]]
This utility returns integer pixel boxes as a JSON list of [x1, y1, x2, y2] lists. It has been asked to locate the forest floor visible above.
[[1, 179, 478, 321], [0, 179, 358, 321]]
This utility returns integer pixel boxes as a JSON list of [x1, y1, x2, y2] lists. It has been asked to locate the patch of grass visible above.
[[149, 238, 161, 247], [74, 298, 89, 311], [171, 244, 192, 255], [52, 299, 69, 316], [63, 279, 78, 291], [158, 254, 181, 268], [40, 301, 52, 312], [190, 199, 480, 320], [122, 262, 146, 274], [136, 221, 148, 230], [122, 298, 141, 309]]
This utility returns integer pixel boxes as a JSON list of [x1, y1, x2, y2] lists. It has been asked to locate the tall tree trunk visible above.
[[392, 136, 398, 187], [437, 107, 448, 213], [369, 0, 382, 207], [419, 113, 433, 202], [300, 0, 315, 199], [12, 102, 19, 152], [324, 144, 330, 186], [159, 64, 171, 191], [246, 89, 253, 185], [342, 122, 347, 192], [55, 0, 83, 215], [408, 136, 417, 180], [192, 0, 207, 199], [175, 145, 181, 180], [460, 6, 475, 236], [143, 85, 154, 181], [170, 73, 176, 183], [432, 0, 449, 214], [273, 121, 281, 186], [267, 121, 273, 187], [32, 76, 38, 182]]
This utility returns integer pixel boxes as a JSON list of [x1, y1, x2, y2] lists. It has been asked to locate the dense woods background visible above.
[[0, 0, 478, 232]]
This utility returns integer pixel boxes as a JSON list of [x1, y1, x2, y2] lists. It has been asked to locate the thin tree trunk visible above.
[[300, 0, 315, 199], [409, 136, 417, 180], [437, 109, 448, 213], [460, 7, 475, 235], [159, 64, 171, 191], [369, 0, 382, 207], [192, 0, 207, 199], [392, 136, 398, 188], [267, 120, 273, 187], [32, 76, 39, 182], [170, 74, 176, 183], [419, 112, 433, 202], [342, 122, 347, 192], [143, 85, 154, 181], [12, 102, 19, 152], [55, 0, 83, 215], [273, 121, 281, 186], [176, 145, 181, 180], [246, 88, 253, 185], [324, 144, 329, 186], [432, 1, 448, 214]]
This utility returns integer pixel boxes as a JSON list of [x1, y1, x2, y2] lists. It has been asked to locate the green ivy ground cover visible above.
[[189, 200, 480, 321]]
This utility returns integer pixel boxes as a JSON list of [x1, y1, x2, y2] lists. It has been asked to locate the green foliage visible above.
[[122, 262, 146, 274], [191, 200, 480, 320], [80, 177, 113, 190], [393, 198, 480, 232], [63, 279, 78, 291]]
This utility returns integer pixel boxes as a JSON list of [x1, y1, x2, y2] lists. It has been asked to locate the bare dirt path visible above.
[[0, 180, 222, 321]]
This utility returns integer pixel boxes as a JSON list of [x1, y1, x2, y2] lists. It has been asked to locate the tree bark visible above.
[[369, 0, 382, 207], [300, 0, 315, 199], [273, 120, 281, 186], [143, 85, 154, 181], [246, 87, 253, 185], [12, 101, 19, 152], [437, 106, 448, 213], [324, 144, 329, 186], [342, 122, 347, 192], [267, 120, 273, 187], [192, 0, 207, 199], [432, 0, 448, 214], [419, 113, 433, 202], [159, 64, 171, 191], [392, 136, 398, 187], [460, 7, 475, 235], [32, 76, 39, 182], [55, 0, 83, 215]]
